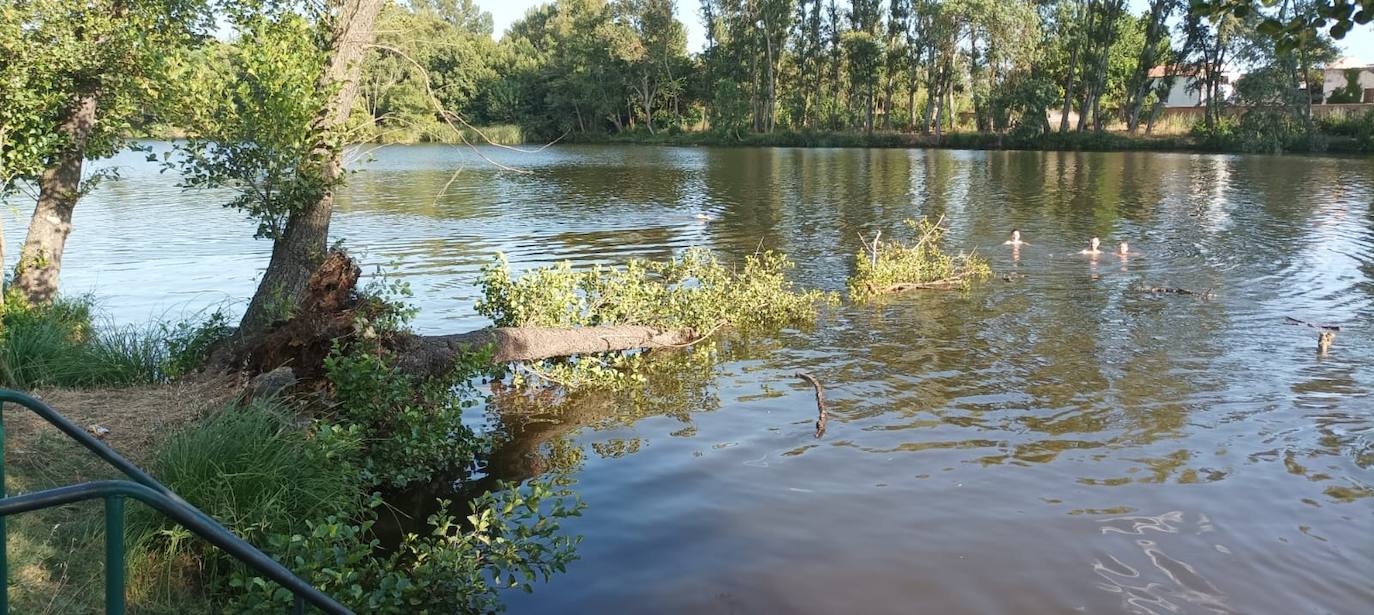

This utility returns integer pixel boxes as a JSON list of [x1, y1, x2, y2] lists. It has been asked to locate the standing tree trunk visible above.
[[239, 0, 385, 333], [13, 93, 99, 305], [1059, 41, 1079, 133]]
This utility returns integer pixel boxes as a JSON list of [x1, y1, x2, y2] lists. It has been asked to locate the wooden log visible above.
[[393, 325, 701, 377]]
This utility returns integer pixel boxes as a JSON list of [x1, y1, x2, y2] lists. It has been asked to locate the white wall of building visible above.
[[1321, 67, 1374, 102]]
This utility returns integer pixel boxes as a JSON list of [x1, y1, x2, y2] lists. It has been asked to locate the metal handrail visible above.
[[0, 389, 350, 614]]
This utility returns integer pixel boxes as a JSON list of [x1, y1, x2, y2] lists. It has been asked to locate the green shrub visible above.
[[324, 345, 487, 489], [160, 308, 232, 379], [229, 484, 581, 614], [849, 217, 992, 300]]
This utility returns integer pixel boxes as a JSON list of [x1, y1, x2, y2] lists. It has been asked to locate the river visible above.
[[5, 144, 1371, 614]]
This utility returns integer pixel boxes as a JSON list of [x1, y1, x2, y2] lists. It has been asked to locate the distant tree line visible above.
[[313, 0, 1360, 143]]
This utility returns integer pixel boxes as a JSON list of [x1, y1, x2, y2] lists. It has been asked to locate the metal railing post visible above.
[[105, 495, 126, 615], [1, 399, 7, 614]]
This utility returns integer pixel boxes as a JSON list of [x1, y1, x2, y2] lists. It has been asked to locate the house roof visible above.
[[1148, 65, 1200, 78], [1330, 56, 1373, 70]]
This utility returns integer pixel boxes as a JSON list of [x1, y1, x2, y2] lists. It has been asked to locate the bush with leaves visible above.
[[323, 344, 490, 489], [475, 247, 836, 388], [849, 218, 992, 300], [229, 484, 581, 614]]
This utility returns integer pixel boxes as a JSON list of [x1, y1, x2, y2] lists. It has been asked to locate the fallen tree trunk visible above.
[[393, 325, 700, 378], [230, 250, 707, 383]]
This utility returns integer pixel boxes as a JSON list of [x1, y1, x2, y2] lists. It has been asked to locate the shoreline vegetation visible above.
[[562, 124, 1374, 155], [136, 120, 1374, 155]]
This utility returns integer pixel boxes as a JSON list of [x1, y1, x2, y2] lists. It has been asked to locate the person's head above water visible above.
[[1005, 229, 1024, 245], [1081, 237, 1101, 254], [1117, 241, 1129, 255]]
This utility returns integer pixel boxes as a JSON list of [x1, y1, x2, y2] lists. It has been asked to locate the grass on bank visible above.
[[0, 296, 230, 390]]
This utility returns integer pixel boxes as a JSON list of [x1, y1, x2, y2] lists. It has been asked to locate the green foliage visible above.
[[476, 247, 835, 389], [229, 484, 581, 614], [161, 309, 232, 379], [849, 218, 992, 300], [0, 0, 211, 194], [323, 346, 486, 488], [478, 247, 835, 331], [1190, 0, 1374, 48], [167, 14, 330, 239], [1325, 67, 1365, 103]]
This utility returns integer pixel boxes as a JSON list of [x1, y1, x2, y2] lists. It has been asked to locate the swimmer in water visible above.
[[1080, 237, 1102, 255], [1004, 229, 1027, 246], [1117, 241, 1133, 256]]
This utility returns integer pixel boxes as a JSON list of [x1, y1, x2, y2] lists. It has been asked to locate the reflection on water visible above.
[[4, 144, 1372, 613]]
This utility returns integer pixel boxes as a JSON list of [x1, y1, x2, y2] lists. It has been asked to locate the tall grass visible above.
[[128, 399, 361, 597], [0, 297, 230, 390]]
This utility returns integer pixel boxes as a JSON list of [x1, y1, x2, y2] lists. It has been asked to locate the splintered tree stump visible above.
[[235, 249, 375, 383]]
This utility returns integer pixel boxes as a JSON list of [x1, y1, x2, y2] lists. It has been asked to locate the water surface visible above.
[[6, 144, 1371, 614]]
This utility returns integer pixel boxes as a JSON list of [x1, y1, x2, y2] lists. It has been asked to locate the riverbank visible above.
[[0, 296, 580, 613], [565, 126, 1374, 155]]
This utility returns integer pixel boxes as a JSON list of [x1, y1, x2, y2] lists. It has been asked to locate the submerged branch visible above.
[[1284, 316, 1341, 332], [795, 371, 827, 439], [1141, 286, 1214, 299]]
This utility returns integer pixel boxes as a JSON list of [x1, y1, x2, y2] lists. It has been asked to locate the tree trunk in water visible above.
[[232, 250, 708, 382], [239, 0, 385, 334], [13, 94, 98, 305]]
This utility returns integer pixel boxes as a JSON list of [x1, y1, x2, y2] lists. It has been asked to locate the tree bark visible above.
[[394, 326, 700, 377], [239, 0, 385, 334], [232, 250, 710, 381], [13, 93, 98, 305], [1059, 41, 1078, 134]]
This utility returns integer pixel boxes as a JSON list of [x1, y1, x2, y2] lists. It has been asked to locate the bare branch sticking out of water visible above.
[[1284, 316, 1341, 332], [1141, 286, 1214, 299], [1318, 330, 1336, 356], [795, 371, 827, 439]]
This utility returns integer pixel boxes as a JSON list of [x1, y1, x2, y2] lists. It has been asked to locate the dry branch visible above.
[[1141, 286, 1214, 299], [795, 371, 827, 438], [1284, 316, 1341, 332]]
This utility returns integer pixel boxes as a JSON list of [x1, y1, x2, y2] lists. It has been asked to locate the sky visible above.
[[474, 0, 1374, 64]]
